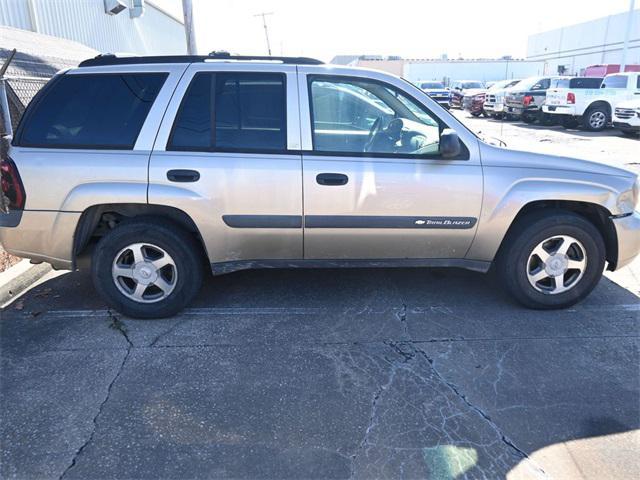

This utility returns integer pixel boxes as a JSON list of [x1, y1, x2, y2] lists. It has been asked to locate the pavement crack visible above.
[[411, 344, 549, 478], [395, 303, 409, 337], [58, 311, 131, 479], [350, 341, 410, 478]]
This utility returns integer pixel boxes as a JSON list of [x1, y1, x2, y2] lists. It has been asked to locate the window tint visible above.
[[570, 77, 602, 88], [169, 73, 212, 150], [169, 72, 286, 152], [602, 75, 628, 88], [310, 77, 442, 157], [18, 73, 167, 149]]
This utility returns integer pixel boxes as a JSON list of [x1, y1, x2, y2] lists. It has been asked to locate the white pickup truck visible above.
[[543, 72, 640, 131]]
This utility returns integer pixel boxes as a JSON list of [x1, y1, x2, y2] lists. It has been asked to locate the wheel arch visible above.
[[584, 100, 612, 116], [72, 203, 210, 269], [496, 200, 618, 270]]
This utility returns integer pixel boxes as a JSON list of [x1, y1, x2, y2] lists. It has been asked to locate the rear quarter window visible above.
[[16, 73, 167, 149], [602, 75, 628, 88]]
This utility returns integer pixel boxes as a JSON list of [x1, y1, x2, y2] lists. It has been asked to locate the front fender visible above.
[[466, 170, 629, 261]]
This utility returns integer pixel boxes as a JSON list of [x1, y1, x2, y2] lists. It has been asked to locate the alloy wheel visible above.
[[589, 111, 606, 129], [112, 243, 178, 303], [526, 235, 587, 295]]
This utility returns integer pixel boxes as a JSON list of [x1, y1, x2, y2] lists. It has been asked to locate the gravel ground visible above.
[[0, 245, 20, 272]]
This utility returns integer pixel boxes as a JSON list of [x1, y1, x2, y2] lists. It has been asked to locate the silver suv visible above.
[[1, 53, 639, 318]]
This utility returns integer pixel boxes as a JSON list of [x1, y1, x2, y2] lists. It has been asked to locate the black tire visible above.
[[91, 217, 204, 319], [582, 105, 609, 131], [471, 111, 482, 117], [496, 210, 606, 309], [521, 113, 536, 124]]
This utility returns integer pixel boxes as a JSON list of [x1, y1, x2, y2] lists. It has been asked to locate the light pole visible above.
[[620, 0, 636, 72], [182, 0, 197, 55]]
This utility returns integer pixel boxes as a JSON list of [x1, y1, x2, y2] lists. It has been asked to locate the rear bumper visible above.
[[542, 105, 577, 116], [0, 210, 79, 270], [484, 102, 504, 113], [612, 211, 640, 269]]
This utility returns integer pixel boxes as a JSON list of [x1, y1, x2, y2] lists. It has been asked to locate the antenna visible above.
[[254, 12, 274, 56]]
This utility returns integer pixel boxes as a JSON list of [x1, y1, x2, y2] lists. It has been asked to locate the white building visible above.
[[0, 0, 186, 55], [403, 59, 545, 85], [340, 57, 546, 85], [527, 9, 640, 75]]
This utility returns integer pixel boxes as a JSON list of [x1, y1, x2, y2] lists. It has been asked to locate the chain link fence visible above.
[[3, 76, 50, 132]]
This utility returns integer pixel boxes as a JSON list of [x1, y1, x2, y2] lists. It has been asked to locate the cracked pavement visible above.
[[1, 259, 638, 479]]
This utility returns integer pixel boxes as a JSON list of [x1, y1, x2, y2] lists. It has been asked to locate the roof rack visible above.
[[78, 52, 324, 68]]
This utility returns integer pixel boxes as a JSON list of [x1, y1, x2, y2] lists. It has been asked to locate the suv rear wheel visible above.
[[497, 211, 606, 309], [583, 105, 609, 131], [91, 218, 204, 318]]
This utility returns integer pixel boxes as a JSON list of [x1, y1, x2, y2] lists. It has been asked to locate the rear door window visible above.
[[17, 73, 167, 149], [168, 72, 286, 152]]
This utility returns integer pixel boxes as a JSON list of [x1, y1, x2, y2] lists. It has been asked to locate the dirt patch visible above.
[[0, 244, 20, 272]]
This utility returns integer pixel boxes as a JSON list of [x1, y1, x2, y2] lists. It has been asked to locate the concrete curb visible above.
[[0, 260, 52, 306]]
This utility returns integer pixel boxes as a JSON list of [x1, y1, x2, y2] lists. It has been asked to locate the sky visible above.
[[154, 0, 636, 62]]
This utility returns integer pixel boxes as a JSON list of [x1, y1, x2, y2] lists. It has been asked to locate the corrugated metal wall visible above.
[[0, 0, 186, 55], [527, 10, 640, 75]]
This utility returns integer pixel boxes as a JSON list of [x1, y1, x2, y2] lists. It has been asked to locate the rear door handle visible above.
[[316, 173, 348, 186], [167, 169, 200, 183]]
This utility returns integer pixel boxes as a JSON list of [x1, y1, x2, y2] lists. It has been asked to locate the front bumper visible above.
[[612, 211, 640, 269], [0, 210, 79, 270]]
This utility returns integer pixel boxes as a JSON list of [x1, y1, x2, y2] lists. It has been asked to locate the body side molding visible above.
[[211, 258, 491, 275]]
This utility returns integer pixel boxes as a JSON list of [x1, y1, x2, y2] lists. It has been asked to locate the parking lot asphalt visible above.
[[1, 116, 639, 480]]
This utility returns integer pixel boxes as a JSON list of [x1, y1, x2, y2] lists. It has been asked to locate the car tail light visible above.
[[567, 92, 576, 104], [523, 95, 534, 106], [0, 158, 26, 211]]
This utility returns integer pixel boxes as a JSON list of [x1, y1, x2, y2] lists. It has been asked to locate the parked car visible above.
[[465, 79, 521, 117], [418, 81, 451, 109], [542, 72, 640, 131], [1, 54, 639, 318], [504, 76, 558, 124], [450, 80, 484, 108], [613, 98, 640, 137], [483, 79, 522, 118]]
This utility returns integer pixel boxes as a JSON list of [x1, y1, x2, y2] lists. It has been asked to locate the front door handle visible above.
[[167, 169, 200, 183], [316, 173, 348, 186]]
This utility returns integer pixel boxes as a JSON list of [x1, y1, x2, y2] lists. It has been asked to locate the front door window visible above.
[[309, 78, 442, 156]]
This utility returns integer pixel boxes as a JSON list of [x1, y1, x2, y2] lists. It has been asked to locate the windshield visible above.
[[420, 82, 445, 89], [463, 81, 483, 89]]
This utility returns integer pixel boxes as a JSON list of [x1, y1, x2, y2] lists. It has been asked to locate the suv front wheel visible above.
[[497, 211, 606, 309], [92, 218, 204, 319]]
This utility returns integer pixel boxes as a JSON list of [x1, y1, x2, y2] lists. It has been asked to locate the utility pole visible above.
[[181, 0, 197, 55], [254, 12, 274, 56], [620, 0, 636, 72]]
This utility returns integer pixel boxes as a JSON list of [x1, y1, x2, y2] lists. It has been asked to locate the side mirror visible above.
[[440, 129, 461, 158]]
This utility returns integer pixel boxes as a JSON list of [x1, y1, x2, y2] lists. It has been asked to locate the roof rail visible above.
[[78, 53, 323, 68]]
